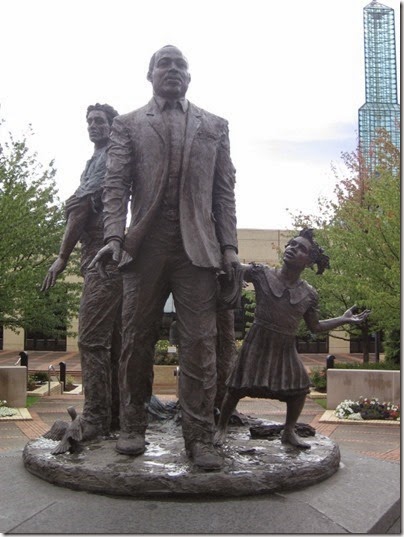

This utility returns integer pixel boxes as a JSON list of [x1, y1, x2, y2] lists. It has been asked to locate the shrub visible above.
[[27, 375, 38, 391], [335, 361, 399, 370], [65, 374, 75, 385], [154, 339, 179, 365], [155, 339, 169, 355], [63, 375, 77, 391], [32, 371, 49, 383], [27, 371, 49, 390], [309, 368, 327, 391]]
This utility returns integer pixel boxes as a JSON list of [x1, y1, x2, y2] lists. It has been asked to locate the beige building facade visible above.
[[2, 229, 350, 354]]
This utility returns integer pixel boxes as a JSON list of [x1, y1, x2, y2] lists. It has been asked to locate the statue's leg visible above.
[[281, 395, 310, 449], [215, 309, 237, 410], [116, 258, 169, 455], [110, 297, 122, 432], [78, 269, 122, 438], [172, 259, 223, 469]]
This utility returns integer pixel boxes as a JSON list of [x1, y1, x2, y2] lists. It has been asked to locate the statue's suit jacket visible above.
[[102, 98, 238, 269]]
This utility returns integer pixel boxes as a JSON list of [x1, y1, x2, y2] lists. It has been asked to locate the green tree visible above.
[[0, 122, 81, 336], [292, 130, 400, 362], [242, 288, 256, 334]]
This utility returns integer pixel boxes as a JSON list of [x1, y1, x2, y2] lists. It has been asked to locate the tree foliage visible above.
[[291, 130, 400, 360], [0, 122, 81, 336], [242, 288, 256, 333]]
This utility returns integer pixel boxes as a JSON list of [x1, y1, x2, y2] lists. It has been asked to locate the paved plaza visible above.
[[0, 349, 400, 533]]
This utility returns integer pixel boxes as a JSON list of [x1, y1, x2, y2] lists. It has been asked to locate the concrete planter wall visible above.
[[0, 366, 27, 407], [327, 369, 400, 409], [26, 382, 83, 397], [153, 365, 179, 395]]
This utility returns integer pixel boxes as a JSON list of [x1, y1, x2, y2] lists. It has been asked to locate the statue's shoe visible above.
[[188, 441, 223, 471], [116, 432, 146, 456]]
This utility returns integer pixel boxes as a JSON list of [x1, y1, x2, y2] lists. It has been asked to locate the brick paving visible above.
[[15, 410, 49, 439], [0, 350, 399, 464], [0, 350, 83, 376], [0, 349, 366, 376], [0, 392, 399, 465]]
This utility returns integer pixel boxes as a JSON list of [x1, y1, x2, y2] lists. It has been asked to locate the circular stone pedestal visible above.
[[23, 419, 340, 497]]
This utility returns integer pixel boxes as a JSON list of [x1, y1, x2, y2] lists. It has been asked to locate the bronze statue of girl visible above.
[[215, 228, 370, 449]]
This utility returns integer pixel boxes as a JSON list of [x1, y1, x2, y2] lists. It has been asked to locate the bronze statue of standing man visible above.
[[42, 103, 122, 442], [90, 45, 240, 470]]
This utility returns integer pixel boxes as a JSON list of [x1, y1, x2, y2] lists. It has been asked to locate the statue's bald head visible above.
[[147, 45, 189, 81], [147, 45, 191, 99]]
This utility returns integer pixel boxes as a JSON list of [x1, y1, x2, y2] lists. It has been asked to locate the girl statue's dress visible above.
[[227, 263, 317, 401]]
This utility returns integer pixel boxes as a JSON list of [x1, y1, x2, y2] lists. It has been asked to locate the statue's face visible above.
[[87, 110, 110, 147], [283, 237, 313, 269], [150, 47, 191, 99]]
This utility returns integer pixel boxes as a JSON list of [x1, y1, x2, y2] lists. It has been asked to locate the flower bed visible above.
[[334, 397, 400, 421], [0, 399, 18, 417]]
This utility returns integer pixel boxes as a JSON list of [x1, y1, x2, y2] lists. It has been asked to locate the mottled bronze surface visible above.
[[23, 419, 340, 497], [41, 104, 122, 444], [88, 46, 240, 464]]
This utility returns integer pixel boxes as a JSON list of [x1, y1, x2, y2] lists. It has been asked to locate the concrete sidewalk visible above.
[[0, 392, 400, 534], [0, 448, 400, 534]]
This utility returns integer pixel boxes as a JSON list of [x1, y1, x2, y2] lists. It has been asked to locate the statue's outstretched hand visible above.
[[41, 256, 68, 292], [88, 240, 121, 279], [343, 305, 371, 324]]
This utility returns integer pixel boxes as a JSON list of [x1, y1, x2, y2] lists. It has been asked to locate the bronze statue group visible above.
[[43, 45, 370, 471]]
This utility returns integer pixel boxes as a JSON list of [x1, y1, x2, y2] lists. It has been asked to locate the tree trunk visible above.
[[362, 326, 370, 363], [374, 331, 380, 363]]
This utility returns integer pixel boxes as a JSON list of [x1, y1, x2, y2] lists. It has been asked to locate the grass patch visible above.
[[26, 396, 40, 408], [314, 398, 327, 410]]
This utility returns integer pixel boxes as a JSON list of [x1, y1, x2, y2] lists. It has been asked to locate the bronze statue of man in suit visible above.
[[90, 45, 240, 470]]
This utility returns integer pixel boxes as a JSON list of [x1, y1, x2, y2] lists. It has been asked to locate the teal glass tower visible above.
[[358, 0, 400, 172]]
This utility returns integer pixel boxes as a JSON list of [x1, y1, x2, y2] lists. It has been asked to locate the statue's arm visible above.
[[212, 120, 238, 254], [41, 195, 91, 291], [212, 120, 239, 280], [102, 115, 132, 246], [88, 116, 132, 276], [304, 305, 371, 333]]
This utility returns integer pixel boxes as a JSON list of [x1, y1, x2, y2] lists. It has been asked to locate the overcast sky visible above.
[[1, 0, 400, 229]]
